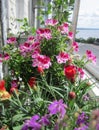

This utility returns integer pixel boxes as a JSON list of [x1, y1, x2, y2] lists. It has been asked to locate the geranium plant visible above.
[[0, 19, 99, 130]]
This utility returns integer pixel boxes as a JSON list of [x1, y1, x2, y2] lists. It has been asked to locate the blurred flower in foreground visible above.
[[0, 80, 11, 100]]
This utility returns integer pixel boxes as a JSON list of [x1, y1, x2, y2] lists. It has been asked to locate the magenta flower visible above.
[[19, 42, 31, 56], [48, 99, 67, 119], [45, 19, 58, 26], [72, 42, 79, 52], [7, 37, 16, 44], [0, 54, 3, 62], [77, 68, 85, 79], [58, 22, 69, 34], [4, 53, 10, 61], [68, 31, 73, 40], [56, 52, 70, 64], [11, 80, 18, 88], [30, 42, 40, 51], [86, 50, 96, 64], [32, 54, 51, 69], [27, 36, 35, 43], [36, 28, 52, 40]]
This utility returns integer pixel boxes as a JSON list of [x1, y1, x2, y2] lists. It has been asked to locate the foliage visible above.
[[0, 18, 99, 130], [37, 0, 74, 25], [75, 37, 96, 44]]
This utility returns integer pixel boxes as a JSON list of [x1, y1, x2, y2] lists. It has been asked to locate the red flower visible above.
[[37, 66, 44, 74], [28, 77, 36, 88], [64, 65, 76, 81], [0, 80, 6, 92], [69, 91, 76, 99], [10, 87, 18, 94]]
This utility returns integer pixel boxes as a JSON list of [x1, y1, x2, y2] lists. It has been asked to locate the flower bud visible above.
[[69, 91, 76, 99]]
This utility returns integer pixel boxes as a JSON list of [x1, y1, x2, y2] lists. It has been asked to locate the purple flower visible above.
[[96, 123, 99, 130], [21, 115, 41, 130], [83, 94, 90, 101], [39, 114, 50, 126], [21, 120, 30, 130], [29, 115, 41, 130], [76, 112, 88, 126], [48, 99, 67, 119], [74, 125, 88, 130]]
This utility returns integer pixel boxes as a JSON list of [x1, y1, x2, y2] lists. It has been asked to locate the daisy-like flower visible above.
[[56, 52, 70, 64]]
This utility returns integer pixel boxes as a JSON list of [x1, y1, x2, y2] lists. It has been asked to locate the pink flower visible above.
[[11, 80, 18, 88], [58, 22, 69, 34], [77, 68, 85, 79], [4, 53, 10, 60], [19, 42, 31, 56], [56, 52, 70, 64], [27, 36, 35, 43], [7, 37, 16, 44], [72, 42, 79, 52], [30, 42, 40, 51], [32, 54, 51, 69], [0, 54, 3, 62], [68, 31, 73, 40], [86, 50, 96, 64], [45, 19, 58, 26], [32, 51, 40, 59], [36, 28, 52, 40]]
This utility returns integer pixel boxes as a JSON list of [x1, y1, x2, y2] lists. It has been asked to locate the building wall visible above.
[[8, 0, 33, 34]]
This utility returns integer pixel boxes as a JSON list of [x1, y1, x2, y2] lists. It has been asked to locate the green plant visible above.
[[0, 18, 98, 130]]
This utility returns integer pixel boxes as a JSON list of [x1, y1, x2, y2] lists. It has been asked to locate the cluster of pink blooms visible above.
[[45, 19, 59, 26], [56, 51, 70, 64], [86, 50, 96, 64], [0, 19, 97, 80], [7, 37, 16, 44], [32, 54, 51, 69], [72, 42, 79, 52], [36, 28, 52, 40]]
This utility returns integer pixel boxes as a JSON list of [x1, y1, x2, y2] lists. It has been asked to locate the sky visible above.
[[77, 0, 99, 28]]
